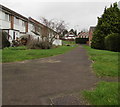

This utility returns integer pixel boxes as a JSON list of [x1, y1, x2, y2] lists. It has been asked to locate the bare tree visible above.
[[40, 17, 68, 43]]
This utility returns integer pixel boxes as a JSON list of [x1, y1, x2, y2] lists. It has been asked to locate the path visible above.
[[2, 45, 100, 105]]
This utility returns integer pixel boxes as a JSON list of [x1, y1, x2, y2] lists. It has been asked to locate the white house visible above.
[[63, 31, 76, 40], [0, 5, 28, 43], [0, 5, 62, 46]]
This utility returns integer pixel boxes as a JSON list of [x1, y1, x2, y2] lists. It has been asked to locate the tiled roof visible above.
[[78, 32, 89, 37]]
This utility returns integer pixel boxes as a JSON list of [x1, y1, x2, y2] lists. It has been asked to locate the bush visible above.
[[0, 31, 10, 49], [20, 34, 32, 46], [27, 40, 52, 49], [91, 30, 105, 50], [105, 33, 120, 52]]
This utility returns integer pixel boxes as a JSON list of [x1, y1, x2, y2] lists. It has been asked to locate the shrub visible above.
[[27, 40, 52, 49], [20, 34, 32, 46], [91, 30, 105, 50], [105, 33, 120, 52], [0, 31, 10, 49]]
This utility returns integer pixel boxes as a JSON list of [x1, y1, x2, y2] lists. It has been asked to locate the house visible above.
[[28, 17, 62, 46], [64, 31, 76, 40], [88, 26, 96, 46], [77, 32, 89, 38], [0, 5, 28, 43], [0, 5, 62, 46]]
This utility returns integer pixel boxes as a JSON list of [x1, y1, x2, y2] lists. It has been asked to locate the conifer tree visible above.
[[91, 2, 120, 49]]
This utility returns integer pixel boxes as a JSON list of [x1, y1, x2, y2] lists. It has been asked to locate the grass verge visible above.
[[82, 45, 119, 105], [83, 45, 119, 77], [2, 45, 77, 63], [83, 81, 119, 105]]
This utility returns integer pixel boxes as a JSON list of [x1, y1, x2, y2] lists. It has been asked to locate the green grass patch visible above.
[[83, 45, 119, 77], [0, 49, 2, 62], [62, 40, 76, 45], [2, 45, 77, 63], [82, 81, 119, 105]]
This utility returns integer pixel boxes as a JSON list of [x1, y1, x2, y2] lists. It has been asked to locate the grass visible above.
[[2, 45, 77, 63], [83, 45, 119, 77], [0, 49, 2, 62], [83, 81, 119, 105], [82, 45, 119, 105], [62, 40, 76, 45]]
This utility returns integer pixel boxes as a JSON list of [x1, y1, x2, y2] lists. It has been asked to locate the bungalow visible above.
[[88, 26, 96, 46], [0, 5, 28, 43]]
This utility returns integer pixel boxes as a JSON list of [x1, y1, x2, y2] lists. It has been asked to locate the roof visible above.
[[1, 4, 28, 21], [89, 26, 96, 32], [78, 32, 89, 37], [29, 17, 57, 34], [0, 4, 57, 34]]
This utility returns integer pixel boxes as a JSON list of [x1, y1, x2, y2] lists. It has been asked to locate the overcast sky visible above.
[[0, 0, 120, 31]]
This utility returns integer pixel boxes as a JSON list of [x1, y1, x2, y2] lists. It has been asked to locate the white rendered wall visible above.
[[53, 39, 62, 46]]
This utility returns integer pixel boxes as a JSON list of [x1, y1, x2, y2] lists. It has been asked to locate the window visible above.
[[5, 13, 10, 21], [14, 17, 19, 25], [22, 20, 25, 26]]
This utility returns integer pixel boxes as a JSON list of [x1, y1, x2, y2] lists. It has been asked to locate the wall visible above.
[[89, 30, 93, 46], [53, 39, 62, 46]]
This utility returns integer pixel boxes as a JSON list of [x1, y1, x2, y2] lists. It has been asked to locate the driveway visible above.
[[2, 45, 100, 105]]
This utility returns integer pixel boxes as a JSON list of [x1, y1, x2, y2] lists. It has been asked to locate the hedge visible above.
[[105, 33, 120, 52], [75, 38, 89, 44]]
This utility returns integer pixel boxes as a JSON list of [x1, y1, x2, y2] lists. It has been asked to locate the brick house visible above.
[[88, 26, 96, 46], [77, 32, 89, 38]]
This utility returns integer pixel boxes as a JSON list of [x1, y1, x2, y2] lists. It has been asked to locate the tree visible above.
[[40, 17, 68, 44], [69, 29, 74, 33], [62, 29, 68, 36], [74, 30, 77, 36], [91, 2, 120, 50]]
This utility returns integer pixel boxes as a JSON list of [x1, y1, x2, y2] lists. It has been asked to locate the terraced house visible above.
[[0, 5, 28, 43], [0, 4, 61, 45]]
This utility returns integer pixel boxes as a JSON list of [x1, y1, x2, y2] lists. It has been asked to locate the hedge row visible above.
[[105, 33, 120, 52]]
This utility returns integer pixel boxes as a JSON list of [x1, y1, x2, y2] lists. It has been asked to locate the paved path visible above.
[[3, 45, 100, 105]]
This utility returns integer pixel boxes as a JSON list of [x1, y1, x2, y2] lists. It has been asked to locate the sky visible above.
[[0, 0, 120, 32]]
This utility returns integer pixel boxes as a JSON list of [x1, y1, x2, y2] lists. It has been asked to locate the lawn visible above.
[[82, 45, 119, 105], [83, 81, 119, 105], [83, 45, 119, 77], [2, 45, 77, 63]]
